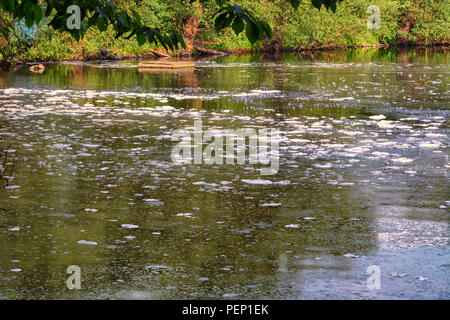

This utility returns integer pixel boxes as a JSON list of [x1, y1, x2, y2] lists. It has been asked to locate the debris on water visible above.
[[274, 180, 291, 185], [5, 185, 21, 189], [223, 293, 239, 298], [259, 203, 281, 207], [392, 157, 414, 163], [414, 276, 428, 281], [418, 142, 440, 149], [121, 224, 139, 229], [314, 163, 333, 168], [143, 199, 164, 205], [369, 115, 386, 120], [343, 253, 359, 258], [390, 272, 408, 278], [176, 213, 193, 217], [145, 265, 172, 270], [50, 144, 70, 150], [242, 179, 272, 185], [77, 240, 98, 246]]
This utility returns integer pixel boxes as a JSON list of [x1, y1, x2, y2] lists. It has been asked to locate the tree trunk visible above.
[[397, 20, 413, 46], [0, 16, 7, 47], [182, 0, 202, 55]]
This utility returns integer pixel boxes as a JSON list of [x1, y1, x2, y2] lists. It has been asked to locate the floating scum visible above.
[[171, 120, 280, 175], [0, 52, 448, 299]]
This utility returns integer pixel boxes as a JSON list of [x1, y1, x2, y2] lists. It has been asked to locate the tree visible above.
[[0, 0, 340, 67]]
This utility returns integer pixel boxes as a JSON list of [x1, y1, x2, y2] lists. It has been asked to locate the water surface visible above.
[[0, 48, 448, 299]]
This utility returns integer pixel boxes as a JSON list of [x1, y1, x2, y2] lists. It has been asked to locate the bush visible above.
[[4, 0, 448, 62]]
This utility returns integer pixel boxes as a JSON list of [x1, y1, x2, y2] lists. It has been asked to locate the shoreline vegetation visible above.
[[1, 0, 449, 66], [13, 43, 450, 67]]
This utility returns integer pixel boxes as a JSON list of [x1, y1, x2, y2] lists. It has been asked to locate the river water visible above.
[[0, 48, 448, 299]]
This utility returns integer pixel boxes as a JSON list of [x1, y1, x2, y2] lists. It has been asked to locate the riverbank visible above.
[[5, 41, 449, 69], [5, 44, 448, 72], [1, 0, 448, 68]]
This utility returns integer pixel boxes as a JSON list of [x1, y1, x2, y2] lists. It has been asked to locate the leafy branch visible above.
[[0, 0, 340, 52]]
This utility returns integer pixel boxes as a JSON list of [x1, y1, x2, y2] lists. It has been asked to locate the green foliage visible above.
[[212, 0, 447, 50], [0, 0, 447, 63], [26, 30, 75, 60], [0, 0, 187, 51], [406, 0, 450, 44], [0, 12, 35, 63], [213, 2, 274, 44], [278, 0, 403, 48]]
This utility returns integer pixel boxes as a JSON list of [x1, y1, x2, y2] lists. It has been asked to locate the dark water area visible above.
[[0, 48, 448, 299]]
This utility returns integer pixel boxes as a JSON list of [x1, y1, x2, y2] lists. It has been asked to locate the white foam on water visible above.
[[242, 179, 273, 185], [259, 203, 281, 207], [121, 224, 139, 229], [369, 115, 386, 120], [392, 157, 414, 163], [77, 240, 98, 246]]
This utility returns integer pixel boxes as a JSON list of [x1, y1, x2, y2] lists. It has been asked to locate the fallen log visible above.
[[193, 46, 227, 56], [99, 48, 121, 60], [148, 49, 171, 58], [138, 60, 195, 69], [138, 67, 195, 74]]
